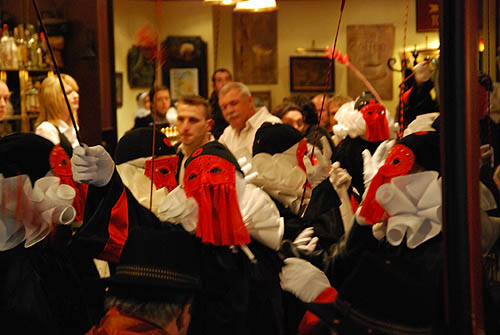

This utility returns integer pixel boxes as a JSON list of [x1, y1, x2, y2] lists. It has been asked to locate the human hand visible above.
[[293, 227, 318, 254], [362, 139, 396, 192], [303, 137, 332, 188], [329, 161, 352, 190], [413, 61, 432, 85], [280, 257, 331, 303], [71, 145, 115, 187]]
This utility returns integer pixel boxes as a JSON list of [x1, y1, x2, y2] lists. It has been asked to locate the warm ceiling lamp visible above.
[[203, 0, 238, 5], [234, 0, 277, 12]]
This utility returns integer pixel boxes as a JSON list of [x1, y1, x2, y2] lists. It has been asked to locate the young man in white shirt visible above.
[[176, 95, 214, 183]]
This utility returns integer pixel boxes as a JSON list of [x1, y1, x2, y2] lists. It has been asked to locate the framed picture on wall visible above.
[[162, 36, 208, 98], [115, 72, 123, 107], [169, 68, 199, 100], [290, 56, 334, 92]]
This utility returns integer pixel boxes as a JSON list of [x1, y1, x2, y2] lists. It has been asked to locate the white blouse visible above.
[[35, 120, 80, 148]]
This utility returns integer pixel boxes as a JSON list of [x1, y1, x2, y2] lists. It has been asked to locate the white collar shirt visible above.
[[219, 106, 281, 161]]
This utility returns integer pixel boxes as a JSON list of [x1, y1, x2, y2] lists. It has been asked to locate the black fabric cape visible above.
[[72, 170, 285, 335], [0, 240, 91, 335]]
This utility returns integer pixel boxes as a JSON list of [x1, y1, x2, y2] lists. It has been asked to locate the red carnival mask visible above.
[[144, 155, 179, 192], [295, 138, 313, 188], [184, 153, 249, 246], [359, 144, 415, 225], [361, 101, 389, 142]]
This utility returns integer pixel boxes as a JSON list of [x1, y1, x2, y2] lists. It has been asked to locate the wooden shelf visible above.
[[2, 115, 23, 120]]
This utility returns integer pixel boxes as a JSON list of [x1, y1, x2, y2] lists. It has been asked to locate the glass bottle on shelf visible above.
[[14, 26, 28, 68], [28, 33, 40, 69], [0, 24, 8, 68], [0, 24, 17, 69], [25, 79, 39, 113]]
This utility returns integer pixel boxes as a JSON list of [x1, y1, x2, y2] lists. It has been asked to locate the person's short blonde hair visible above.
[[36, 74, 79, 127]]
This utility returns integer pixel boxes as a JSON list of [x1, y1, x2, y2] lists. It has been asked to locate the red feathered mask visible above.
[[184, 152, 250, 246], [359, 144, 415, 225], [361, 100, 389, 142]]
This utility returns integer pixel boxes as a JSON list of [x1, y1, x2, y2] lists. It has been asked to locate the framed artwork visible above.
[[290, 56, 334, 92], [169, 68, 199, 100], [416, 0, 439, 32], [347, 24, 394, 100], [162, 36, 207, 98], [251, 91, 271, 110], [115, 72, 123, 107], [233, 11, 277, 84], [127, 46, 155, 88]]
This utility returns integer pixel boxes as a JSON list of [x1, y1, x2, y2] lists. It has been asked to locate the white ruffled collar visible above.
[[0, 174, 76, 251], [249, 142, 309, 215], [373, 171, 442, 248], [116, 158, 170, 216]]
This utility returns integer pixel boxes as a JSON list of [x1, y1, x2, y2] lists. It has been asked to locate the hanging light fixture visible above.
[[203, 0, 238, 5], [234, 0, 277, 12]]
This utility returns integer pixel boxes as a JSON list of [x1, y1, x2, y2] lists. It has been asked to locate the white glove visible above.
[[303, 137, 332, 188], [414, 61, 432, 85], [280, 257, 331, 303], [293, 227, 318, 254], [480, 144, 494, 168], [362, 139, 396, 192], [329, 161, 352, 190], [71, 145, 115, 187], [158, 185, 199, 233]]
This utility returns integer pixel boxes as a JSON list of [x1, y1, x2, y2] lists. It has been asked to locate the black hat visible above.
[[253, 122, 304, 156], [399, 131, 440, 172], [107, 228, 201, 303], [354, 91, 376, 111], [185, 141, 242, 174], [115, 127, 176, 165], [0, 133, 54, 184]]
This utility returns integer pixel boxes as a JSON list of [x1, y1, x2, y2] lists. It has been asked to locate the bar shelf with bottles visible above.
[[0, 23, 52, 135]]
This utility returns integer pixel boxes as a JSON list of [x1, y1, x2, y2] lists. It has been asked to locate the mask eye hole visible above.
[[210, 167, 222, 173], [187, 173, 198, 181], [159, 168, 169, 174], [393, 158, 400, 165]]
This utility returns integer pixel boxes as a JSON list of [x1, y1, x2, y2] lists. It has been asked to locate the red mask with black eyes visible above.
[[361, 101, 389, 142], [49, 145, 88, 222], [295, 138, 312, 189], [184, 154, 249, 246], [359, 144, 415, 225], [144, 155, 179, 192]]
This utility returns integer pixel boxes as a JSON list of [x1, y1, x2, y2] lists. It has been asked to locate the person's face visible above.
[[154, 89, 171, 117], [318, 109, 330, 128], [0, 82, 10, 121], [64, 85, 79, 114], [213, 71, 231, 93], [143, 95, 151, 110], [328, 103, 340, 127], [281, 110, 305, 133], [176, 102, 213, 149], [312, 95, 324, 113], [219, 88, 254, 132]]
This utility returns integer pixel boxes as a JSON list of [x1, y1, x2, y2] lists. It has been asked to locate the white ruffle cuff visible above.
[[374, 171, 442, 248]]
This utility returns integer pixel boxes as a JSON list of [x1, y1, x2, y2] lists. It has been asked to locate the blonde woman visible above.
[[35, 74, 80, 155]]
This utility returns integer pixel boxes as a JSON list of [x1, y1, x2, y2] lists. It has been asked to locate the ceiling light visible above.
[[203, 0, 238, 5], [234, 0, 277, 12]]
